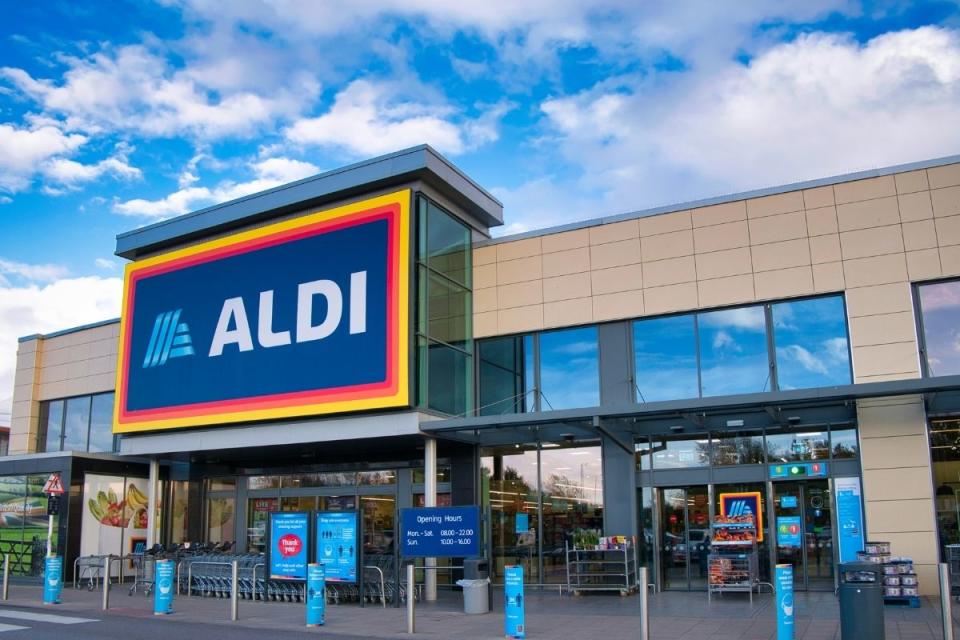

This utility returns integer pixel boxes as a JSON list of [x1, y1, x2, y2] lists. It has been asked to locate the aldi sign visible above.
[[114, 191, 411, 433]]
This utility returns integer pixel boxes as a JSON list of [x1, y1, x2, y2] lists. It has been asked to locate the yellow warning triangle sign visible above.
[[43, 473, 65, 495]]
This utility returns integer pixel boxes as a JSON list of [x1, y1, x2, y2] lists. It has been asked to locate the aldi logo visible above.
[[719, 491, 764, 541], [114, 190, 411, 433], [142, 309, 194, 368]]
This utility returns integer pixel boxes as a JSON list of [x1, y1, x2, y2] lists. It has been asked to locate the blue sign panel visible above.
[[115, 192, 410, 433], [835, 476, 865, 563], [504, 565, 525, 639], [306, 564, 326, 627], [515, 513, 529, 534], [780, 495, 798, 508], [154, 559, 175, 615], [269, 512, 309, 580], [316, 511, 357, 583], [776, 516, 803, 548], [400, 506, 481, 558], [776, 564, 794, 640], [42, 556, 62, 605], [770, 462, 827, 479]]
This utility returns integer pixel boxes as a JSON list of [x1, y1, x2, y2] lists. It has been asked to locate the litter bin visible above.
[[838, 561, 885, 640], [464, 558, 489, 580], [456, 578, 490, 614]]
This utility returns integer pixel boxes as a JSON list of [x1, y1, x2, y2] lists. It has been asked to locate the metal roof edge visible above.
[[19, 317, 120, 343], [479, 153, 960, 247]]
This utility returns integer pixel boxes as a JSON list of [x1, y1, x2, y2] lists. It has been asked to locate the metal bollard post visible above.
[[406, 563, 415, 634], [101, 557, 110, 610], [2, 554, 9, 601], [230, 560, 239, 621], [638, 566, 649, 640], [941, 563, 955, 640]]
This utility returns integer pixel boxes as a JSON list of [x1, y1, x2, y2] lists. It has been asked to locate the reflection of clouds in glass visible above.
[[712, 329, 740, 351], [824, 337, 849, 363], [540, 327, 599, 409], [921, 282, 960, 311], [700, 307, 765, 331], [634, 315, 699, 401], [546, 340, 596, 356], [777, 345, 828, 375], [773, 296, 851, 389], [700, 360, 769, 396]]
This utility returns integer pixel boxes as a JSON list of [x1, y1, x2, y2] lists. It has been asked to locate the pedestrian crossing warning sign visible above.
[[43, 473, 65, 495]]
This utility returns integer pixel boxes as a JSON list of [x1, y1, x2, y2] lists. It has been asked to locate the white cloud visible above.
[[701, 307, 766, 331], [114, 156, 321, 219], [778, 344, 829, 375], [504, 26, 960, 232], [0, 258, 68, 282], [2, 44, 318, 140], [0, 197, 11, 205], [0, 273, 122, 419], [94, 258, 119, 271], [41, 154, 141, 188], [0, 124, 86, 193], [823, 337, 850, 364]]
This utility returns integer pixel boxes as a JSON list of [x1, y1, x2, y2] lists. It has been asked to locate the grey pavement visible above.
[[0, 583, 958, 639]]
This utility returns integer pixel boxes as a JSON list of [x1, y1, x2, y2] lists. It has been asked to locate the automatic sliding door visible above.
[[660, 489, 688, 590]]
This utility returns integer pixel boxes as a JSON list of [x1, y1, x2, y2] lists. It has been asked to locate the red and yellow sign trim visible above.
[[113, 190, 411, 433]]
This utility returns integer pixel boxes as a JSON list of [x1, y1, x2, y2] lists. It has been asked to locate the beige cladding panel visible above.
[[541, 229, 589, 253], [845, 282, 912, 317], [862, 467, 933, 502], [640, 229, 693, 262], [834, 175, 897, 205], [694, 247, 752, 280], [941, 245, 960, 277], [812, 262, 845, 292], [907, 249, 943, 281], [637, 210, 691, 236], [848, 312, 917, 348], [590, 264, 643, 296], [692, 220, 750, 253], [895, 169, 930, 195], [842, 253, 907, 288], [589, 219, 638, 245], [839, 225, 905, 260], [805, 206, 839, 236], [748, 211, 807, 245], [592, 290, 645, 322], [543, 297, 593, 328], [836, 196, 900, 232], [928, 163, 960, 189], [497, 255, 542, 284], [497, 280, 543, 309], [589, 239, 641, 271], [864, 500, 935, 537], [697, 274, 755, 308], [745, 190, 804, 218], [691, 201, 745, 228], [852, 342, 919, 380], [542, 273, 592, 303], [902, 220, 938, 251], [934, 213, 960, 246], [543, 247, 590, 277], [643, 255, 696, 288], [751, 239, 810, 272], [643, 282, 698, 315], [802, 185, 835, 209], [753, 267, 814, 300], [496, 236, 541, 262], [809, 234, 841, 264], [898, 191, 934, 222], [932, 186, 960, 218]]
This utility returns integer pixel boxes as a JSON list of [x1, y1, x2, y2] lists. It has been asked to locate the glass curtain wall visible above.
[[481, 442, 603, 585], [416, 196, 473, 415], [930, 418, 960, 560], [918, 280, 960, 376], [632, 294, 851, 402], [37, 392, 116, 453]]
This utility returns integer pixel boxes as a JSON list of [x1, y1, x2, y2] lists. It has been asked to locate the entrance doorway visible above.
[[659, 486, 710, 590], [773, 480, 834, 591]]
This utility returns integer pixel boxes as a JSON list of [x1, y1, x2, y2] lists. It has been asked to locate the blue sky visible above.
[[0, 0, 959, 417]]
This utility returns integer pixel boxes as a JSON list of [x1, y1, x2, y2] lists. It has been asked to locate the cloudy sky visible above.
[[0, 0, 959, 419]]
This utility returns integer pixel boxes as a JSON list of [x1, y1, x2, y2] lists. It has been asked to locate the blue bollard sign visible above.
[[504, 565, 525, 639], [154, 559, 175, 615], [42, 556, 62, 605], [776, 564, 794, 640], [306, 563, 326, 627]]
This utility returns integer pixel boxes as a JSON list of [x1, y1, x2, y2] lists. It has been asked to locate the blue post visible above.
[[154, 559, 174, 615], [776, 564, 794, 640], [504, 565, 525, 639], [42, 556, 62, 605], [306, 563, 326, 627]]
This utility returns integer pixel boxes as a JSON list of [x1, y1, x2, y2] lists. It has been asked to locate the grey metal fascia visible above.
[[422, 374, 960, 432], [115, 145, 503, 259], [19, 317, 121, 343], [479, 153, 960, 247]]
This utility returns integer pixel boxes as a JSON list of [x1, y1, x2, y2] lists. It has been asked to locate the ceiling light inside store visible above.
[[726, 419, 745, 427], [568, 451, 591, 456], [541, 443, 561, 448], [797, 432, 823, 437]]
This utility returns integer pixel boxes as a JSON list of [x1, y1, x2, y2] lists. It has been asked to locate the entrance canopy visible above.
[[421, 375, 960, 452]]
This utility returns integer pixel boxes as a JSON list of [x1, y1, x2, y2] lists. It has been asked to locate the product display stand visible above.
[[858, 541, 920, 608], [707, 516, 758, 603], [565, 536, 639, 596]]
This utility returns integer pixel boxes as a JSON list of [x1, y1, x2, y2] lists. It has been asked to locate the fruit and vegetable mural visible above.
[[0, 475, 55, 576], [81, 474, 157, 576]]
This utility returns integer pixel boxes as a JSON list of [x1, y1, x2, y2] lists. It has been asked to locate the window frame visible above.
[[912, 276, 960, 378], [37, 391, 116, 453]]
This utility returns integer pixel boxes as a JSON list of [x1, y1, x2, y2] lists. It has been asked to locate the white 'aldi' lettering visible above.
[[209, 271, 367, 357]]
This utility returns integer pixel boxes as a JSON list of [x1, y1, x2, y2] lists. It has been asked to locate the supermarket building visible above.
[[5, 146, 960, 597]]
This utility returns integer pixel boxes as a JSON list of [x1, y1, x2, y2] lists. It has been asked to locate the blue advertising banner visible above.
[[306, 564, 326, 627], [769, 462, 827, 479], [780, 495, 798, 508], [316, 511, 357, 583], [115, 191, 411, 433], [776, 516, 803, 548], [515, 513, 529, 534], [42, 556, 62, 605], [835, 476, 865, 563], [400, 506, 481, 558], [776, 564, 794, 639], [154, 559, 175, 615], [269, 512, 309, 580], [504, 565, 525, 639]]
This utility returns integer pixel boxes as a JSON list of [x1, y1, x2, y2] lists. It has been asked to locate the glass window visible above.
[[207, 497, 236, 544], [358, 471, 396, 485], [698, 306, 770, 397], [62, 395, 92, 452], [248, 476, 280, 490], [481, 446, 539, 583], [635, 438, 653, 471], [422, 269, 471, 350], [245, 497, 275, 552], [421, 200, 471, 287], [919, 281, 960, 376], [412, 467, 451, 484], [930, 419, 960, 558], [633, 315, 699, 402], [765, 430, 830, 463], [830, 427, 859, 459], [772, 296, 851, 389], [41, 400, 64, 453], [539, 327, 599, 410], [478, 335, 535, 415], [207, 477, 236, 491], [283, 472, 356, 487], [712, 430, 766, 465], [87, 393, 115, 453], [650, 435, 711, 469], [540, 444, 603, 584], [421, 339, 472, 415]]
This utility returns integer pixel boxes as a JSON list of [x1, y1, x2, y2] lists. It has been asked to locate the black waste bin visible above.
[[464, 558, 489, 580], [839, 562, 885, 640]]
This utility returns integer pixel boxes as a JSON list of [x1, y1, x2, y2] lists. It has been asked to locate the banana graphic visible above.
[[126, 484, 148, 509]]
